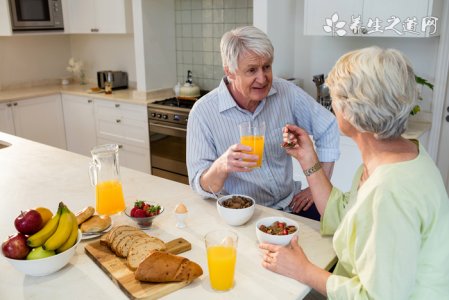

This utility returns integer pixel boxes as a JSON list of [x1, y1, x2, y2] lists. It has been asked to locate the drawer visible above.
[[97, 137, 150, 173], [94, 99, 147, 122], [96, 117, 149, 148]]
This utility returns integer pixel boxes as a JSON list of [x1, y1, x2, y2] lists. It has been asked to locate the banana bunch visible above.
[[27, 202, 78, 253]]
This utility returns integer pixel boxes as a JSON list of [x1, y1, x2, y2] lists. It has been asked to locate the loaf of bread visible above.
[[135, 251, 203, 283], [80, 215, 112, 233], [75, 206, 95, 225]]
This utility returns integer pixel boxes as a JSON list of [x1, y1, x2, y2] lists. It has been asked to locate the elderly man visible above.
[[186, 26, 339, 220]]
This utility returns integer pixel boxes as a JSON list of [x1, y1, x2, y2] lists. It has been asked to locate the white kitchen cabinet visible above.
[[97, 137, 151, 173], [94, 99, 150, 173], [304, 0, 443, 37], [66, 0, 132, 34], [62, 94, 97, 156], [0, 102, 15, 134], [0, 0, 12, 36], [293, 136, 362, 192], [3, 95, 67, 149]]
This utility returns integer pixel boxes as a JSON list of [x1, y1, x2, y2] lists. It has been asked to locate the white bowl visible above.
[[255, 216, 299, 246], [2, 230, 82, 276], [216, 194, 255, 226]]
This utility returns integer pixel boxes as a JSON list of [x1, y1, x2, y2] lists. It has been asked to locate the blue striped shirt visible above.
[[186, 77, 340, 209]]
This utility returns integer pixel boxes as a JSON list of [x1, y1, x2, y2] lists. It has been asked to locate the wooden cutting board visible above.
[[85, 237, 193, 300]]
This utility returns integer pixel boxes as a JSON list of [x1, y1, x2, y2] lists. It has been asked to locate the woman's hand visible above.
[[282, 125, 319, 169], [259, 236, 311, 283]]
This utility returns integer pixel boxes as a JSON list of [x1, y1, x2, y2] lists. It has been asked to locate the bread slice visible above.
[[107, 225, 139, 246], [127, 236, 167, 270], [116, 232, 148, 258], [111, 230, 140, 255], [100, 225, 138, 247], [135, 251, 203, 283]]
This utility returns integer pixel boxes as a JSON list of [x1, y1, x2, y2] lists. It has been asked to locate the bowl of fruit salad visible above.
[[255, 216, 298, 246], [124, 200, 164, 229]]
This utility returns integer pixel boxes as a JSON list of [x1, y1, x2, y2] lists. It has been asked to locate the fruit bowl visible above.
[[2, 229, 82, 276], [124, 202, 164, 228], [255, 216, 299, 246], [216, 194, 255, 226]]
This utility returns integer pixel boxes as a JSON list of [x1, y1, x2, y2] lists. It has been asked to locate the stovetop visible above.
[[151, 97, 196, 109]]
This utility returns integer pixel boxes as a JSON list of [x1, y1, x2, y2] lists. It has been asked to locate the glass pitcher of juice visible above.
[[89, 144, 125, 215]]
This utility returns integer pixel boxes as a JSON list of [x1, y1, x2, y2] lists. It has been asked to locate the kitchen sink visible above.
[[0, 141, 11, 149]]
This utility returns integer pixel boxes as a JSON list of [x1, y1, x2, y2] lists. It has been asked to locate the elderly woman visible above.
[[259, 47, 449, 299]]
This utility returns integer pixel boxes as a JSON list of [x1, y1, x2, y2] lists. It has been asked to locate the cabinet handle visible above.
[[91, 28, 99, 33], [115, 104, 120, 108], [13, 102, 18, 106], [7, 103, 12, 107], [116, 119, 121, 123], [87, 99, 93, 103]]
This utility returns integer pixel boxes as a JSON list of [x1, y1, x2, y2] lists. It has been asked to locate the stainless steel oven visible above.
[[148, 98, 195, 185]]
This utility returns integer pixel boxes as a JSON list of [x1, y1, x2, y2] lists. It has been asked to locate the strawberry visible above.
[[131, 208, 146, 218], [134, 200, 144, 209]]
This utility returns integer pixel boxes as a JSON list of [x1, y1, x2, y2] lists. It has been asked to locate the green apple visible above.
[[26, 246, 55, 260]]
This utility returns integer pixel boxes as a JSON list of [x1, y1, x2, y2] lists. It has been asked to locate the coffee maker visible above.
[[313, 74, 332, 112]]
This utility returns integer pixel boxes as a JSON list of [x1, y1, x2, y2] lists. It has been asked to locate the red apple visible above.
[[2, 233, 31, 259], [14, 210, 43, 235]]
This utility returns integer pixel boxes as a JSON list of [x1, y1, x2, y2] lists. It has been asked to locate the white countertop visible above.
[[0, 84, 432, 140], [0, 132, 336, 300], [0, 83, 175, 106]]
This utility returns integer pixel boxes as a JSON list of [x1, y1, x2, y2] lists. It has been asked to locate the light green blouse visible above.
[[321, 145, 449, 299]]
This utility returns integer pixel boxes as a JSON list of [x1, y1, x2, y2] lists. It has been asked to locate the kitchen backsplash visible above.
[[175, 0, 253, 91]]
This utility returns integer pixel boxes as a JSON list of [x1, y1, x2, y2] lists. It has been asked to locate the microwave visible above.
[[9, 0, 64, 32]]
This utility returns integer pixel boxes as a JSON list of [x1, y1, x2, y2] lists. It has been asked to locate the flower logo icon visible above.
[[323, 13, 347, 36]]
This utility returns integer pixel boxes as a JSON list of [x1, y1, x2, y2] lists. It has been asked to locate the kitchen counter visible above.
[[0, 132, 336, 300], [0, 83, 175, 106], [0, 84, 432, 140]]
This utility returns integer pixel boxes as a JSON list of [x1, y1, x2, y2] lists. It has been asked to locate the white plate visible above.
[[81, 223, 113, 240]]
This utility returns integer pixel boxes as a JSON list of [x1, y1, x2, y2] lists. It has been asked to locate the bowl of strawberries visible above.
[[124, 200, 164, 228]]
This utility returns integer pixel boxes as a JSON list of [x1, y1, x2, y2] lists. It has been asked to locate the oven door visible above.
[[149, 120, 188, 184]]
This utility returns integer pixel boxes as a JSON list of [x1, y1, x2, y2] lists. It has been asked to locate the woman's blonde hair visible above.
[[220, 26, 274, 73], [326, 46, 418, 139]]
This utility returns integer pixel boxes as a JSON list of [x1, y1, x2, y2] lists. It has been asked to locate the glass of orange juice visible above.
[[89, 144, 126, 215], [205, 229, 238, 291], [239, 121, 266, 168]]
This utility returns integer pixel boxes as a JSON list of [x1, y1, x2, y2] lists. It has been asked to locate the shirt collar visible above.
[[217, 77, 278, 114]]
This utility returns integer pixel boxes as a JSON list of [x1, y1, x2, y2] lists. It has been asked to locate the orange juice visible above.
[[240, 135, 265, 167], [207, 245, 237, 291], [95, 180, 125, 215]]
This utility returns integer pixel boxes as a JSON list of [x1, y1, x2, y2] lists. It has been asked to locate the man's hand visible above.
[[289, 187, 314, 213], [215, 143, 259, 173], [200, 143, 258, 193]]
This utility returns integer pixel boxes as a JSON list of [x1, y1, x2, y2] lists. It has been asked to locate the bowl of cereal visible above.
[[255, 216, 298, 246], [216, 194, 255, 226]]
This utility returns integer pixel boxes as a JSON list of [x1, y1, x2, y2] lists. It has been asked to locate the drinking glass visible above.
[[239, 121, 266, 167], [205, 229, 238, 291], [89, 144, 126, 215]]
